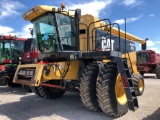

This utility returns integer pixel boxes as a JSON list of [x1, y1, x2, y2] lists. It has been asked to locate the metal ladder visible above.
[[123, 58, 139, 111], [127, 51, 133, 74]]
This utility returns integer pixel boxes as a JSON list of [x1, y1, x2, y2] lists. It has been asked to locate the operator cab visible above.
[[137, 51, 149, 64], [22, 38, 38, 63], [33, 13, 76, 52], [23, 5, 81, 61]]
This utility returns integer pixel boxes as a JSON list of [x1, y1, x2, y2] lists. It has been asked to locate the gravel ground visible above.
[[0, 74, 160, 120]]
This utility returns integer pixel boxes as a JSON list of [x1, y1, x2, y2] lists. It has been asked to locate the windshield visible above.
[[0, 40, 12, 61], [33, 13, 58, 52], [55, 13, 76, 50], [11, 41, 24, 59], [14, 41, 24, 51], [33, 13, 76, 53], [0, 40, 24, 62], [137, 53, 149, 63]]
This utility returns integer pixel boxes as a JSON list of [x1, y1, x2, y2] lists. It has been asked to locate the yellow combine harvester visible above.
[[13, 4, 147, 117]]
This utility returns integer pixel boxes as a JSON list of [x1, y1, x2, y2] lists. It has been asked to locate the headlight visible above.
[[29, 71, 34, 76], [18, 69, 35, 76], [18, 70, 26, 76], [26, 71, 30, 76]]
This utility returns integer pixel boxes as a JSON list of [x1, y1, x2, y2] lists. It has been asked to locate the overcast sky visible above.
[[0, 0, 159, 52]]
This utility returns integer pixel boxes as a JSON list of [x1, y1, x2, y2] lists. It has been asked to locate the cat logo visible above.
[[101, 36, 114, 51]]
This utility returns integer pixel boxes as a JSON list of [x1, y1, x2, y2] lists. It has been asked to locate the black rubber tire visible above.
[[96, 63, 128, 117], [0, 75, 7, 86], [155, 66, 160, 78], [37, 86, 65, 99], [7, 78, 21, 87], [79, 62, 101, 112], [22, 85, 32, 93], [132, 73, 144, 96], [31, 87, 42, 97]]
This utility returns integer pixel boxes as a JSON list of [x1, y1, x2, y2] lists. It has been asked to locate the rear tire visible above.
[[132, 73, 144, 96], [80, 62, 100, 111], [37, 86, 65, 99], [156, 66, 160, 78], [0, 76, 7, 86], [96, 63, 128, 117]]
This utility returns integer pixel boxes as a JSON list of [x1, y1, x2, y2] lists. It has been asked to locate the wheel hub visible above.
[[115, 74, 127, 105], [138, 79, 144, 92]]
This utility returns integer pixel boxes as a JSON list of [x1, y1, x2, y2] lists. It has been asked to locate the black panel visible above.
[[95, 29, 135, 54]]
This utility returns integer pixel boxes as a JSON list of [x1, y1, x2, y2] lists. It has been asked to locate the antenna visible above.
[[125, 18, 126, 58]]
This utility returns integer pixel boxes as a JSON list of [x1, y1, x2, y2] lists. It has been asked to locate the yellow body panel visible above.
[[110, 27, 145, 44], [23, 5, 75, 21], [13, 61, 79, 86], [41, 61, 79, 80], [79, 14, 99, 51], [103, 51, 138, 73], [13, 63, 44, 86], [122, 51, 138, 73]]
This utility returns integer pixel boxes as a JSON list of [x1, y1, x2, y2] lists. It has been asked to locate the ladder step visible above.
[[122, 58, 139, 111], [128, 100, 139, 111], [129, 87, 135, 92], [124, 87, 139, 111]]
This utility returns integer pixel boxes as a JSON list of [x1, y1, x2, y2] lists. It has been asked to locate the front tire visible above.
[[31, 87, 42, 97], [96, 63, 128, 117], [80, 62, 100, 111], [37, 85, 65, 99], [132, 73, 144, 96]]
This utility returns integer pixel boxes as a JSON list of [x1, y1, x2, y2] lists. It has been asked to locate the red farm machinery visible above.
[[0, 35, 37, 91], [137, 50, 160, 78]]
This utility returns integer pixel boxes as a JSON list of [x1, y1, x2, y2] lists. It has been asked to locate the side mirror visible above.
[[75, 9, 81, 21], [141, 41, 146, 50], [141, 38, 148, 50], [29, 28, 33, 37]]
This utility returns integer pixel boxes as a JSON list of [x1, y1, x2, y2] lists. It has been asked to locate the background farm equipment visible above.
[[137, 50, 160, 78], [0, 35, 37, 92]]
